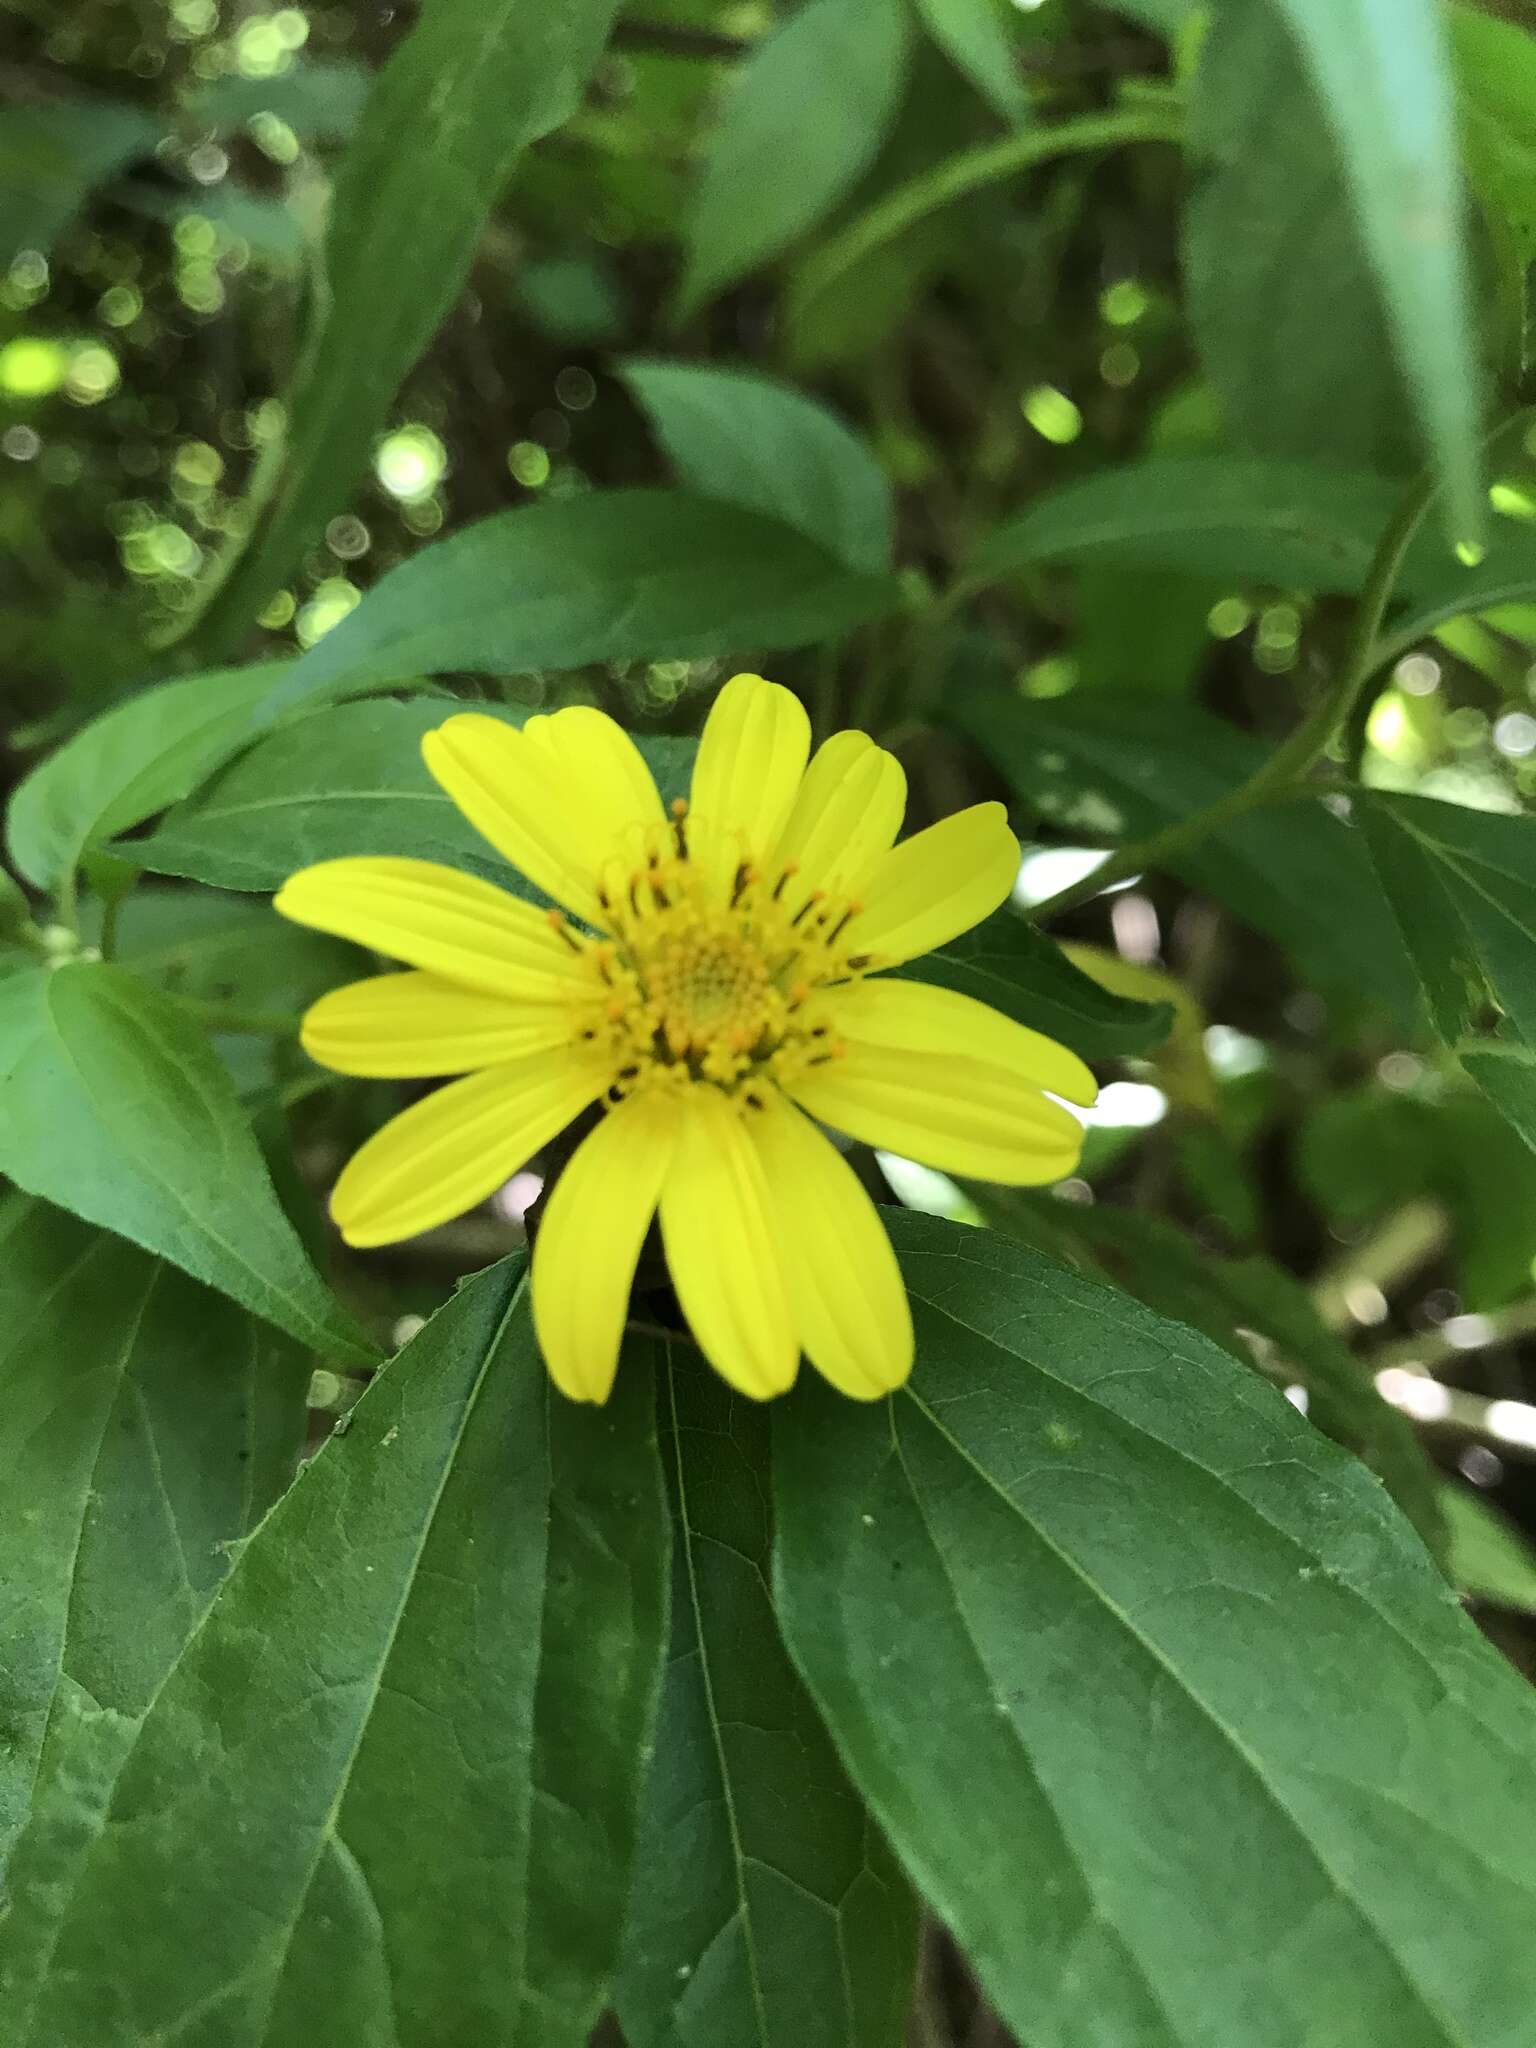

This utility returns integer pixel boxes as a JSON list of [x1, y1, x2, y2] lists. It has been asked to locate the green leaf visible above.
[[199, 0, 623, 645], [975, 1191, 1446, 1558], [1103, 0, 1197, 29], [1371, 528, 1536, 673], [616, 1350, 915, 2048], [5, 661, 291, 893], [677, 0, 912, 319], [256, 494, 902, 716], [0, 1198, 307, 1867], [1359, 794, 1536, 1048], [775, 1211, 1536, 2048], [94, 885, 364, 1102], [900, 907, 1175, 1060], [1360, 793, 1536, 1149], [127, 697, 699, 894], [187, 58, 371, 142], [913, 0, 1030, 126], [0, 101, 159, 265], [620, 359, 895, 574], [0, 960, 370, 1363], [7, 1262, 669, 2048], [953, 688, 1420, 1020], [1184, 4, 1416, 480], [1253, 0, 1481, 537], [1449, 8, 1536, 379], [961, 457, 1420, 599], [127, 697, 521, 894], [1440, 1482, 1536, 1612]]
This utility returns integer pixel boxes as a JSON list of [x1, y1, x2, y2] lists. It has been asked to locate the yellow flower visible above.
[[275, 674, 1094, 1404]]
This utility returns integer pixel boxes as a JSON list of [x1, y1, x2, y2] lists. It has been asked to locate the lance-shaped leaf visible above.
[[1256, 0, 1480, 538], [621, 359, 895, 575], [9, 1261, 669, 2048], [199, 0, 624, 644], [776, 1212, 1536, 2048], [4, 661, 291, 893], [127, 697, 697, 895], [255, 493, 901, 718], [0, 1198, 308, 1870], [616, 1352, 914, 2048], [677, 0, 912, 318], [0, 960, 370, 1363]]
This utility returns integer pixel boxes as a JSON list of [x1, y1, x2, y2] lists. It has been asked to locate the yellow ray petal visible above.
[[827, 976, 1097, 1107], [688, 673, 811, 894], [275, 857, 586, 1003], [659, 1086, 798, 1399], [300, 972, 572, 1078], [770, 729, 906, 904], [422, 710, 663, 927], [532, 1092, 681, 1404], [848, 802, 1018, 967], [748, 1094, 912, 1399], [791, 1042, 1084, 1186], [330, 1049, 603, 1248]]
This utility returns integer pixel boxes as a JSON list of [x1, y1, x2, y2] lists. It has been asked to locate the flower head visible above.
[[275, 674, 1094, 1402]]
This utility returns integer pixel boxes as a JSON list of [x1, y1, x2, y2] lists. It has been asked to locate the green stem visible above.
[[1028, 463, 1440, 923], [174, 995, 302, 1037], [788, 100, 1184, 332]]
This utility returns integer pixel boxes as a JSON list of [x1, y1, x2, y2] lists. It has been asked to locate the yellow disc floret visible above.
[[551, 799, 860, 1106]]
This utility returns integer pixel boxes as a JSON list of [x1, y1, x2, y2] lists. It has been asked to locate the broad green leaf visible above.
[[5, 660, 291, 892], [616, 1351, 914, 2048], [677, 0, 912, 319], [0, 1199, 307, 1867], [1255, 0, 1481, 537], [961, 457, 1421, 599], [128, 697, 698, 893], [256, 494, 901, 716], [1184, 4, 1416, 479], [0, 101, 159, 265], [620, 359, 895, 573], [954, 688, 1421, 1019], [0, 960, 370, 1363], [1359, 794, 1536, 1048], [8, 1262, 669, 2048], [900, 908, 1175, 1060], [978, 1192, 1444, 1558], [1360, 793, 1536, 1149], [199, 0, 623, 645], [128, 697, 521, 894], [776, 1211, 1536, 2048], [913, 0, 1030, 125], [1440, 1482, 1536, 1612]]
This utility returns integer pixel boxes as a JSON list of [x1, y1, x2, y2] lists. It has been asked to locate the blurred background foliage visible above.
[[9, 0, 1536, 2032]]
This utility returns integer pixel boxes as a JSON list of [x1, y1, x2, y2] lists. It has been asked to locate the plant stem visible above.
[[1028, 464, 1440, 924], [788, 101, 1183, 332], [174, 995, 302, 1037]]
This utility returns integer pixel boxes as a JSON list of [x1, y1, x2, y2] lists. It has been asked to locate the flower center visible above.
[[552, 801, 863, 1105]]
